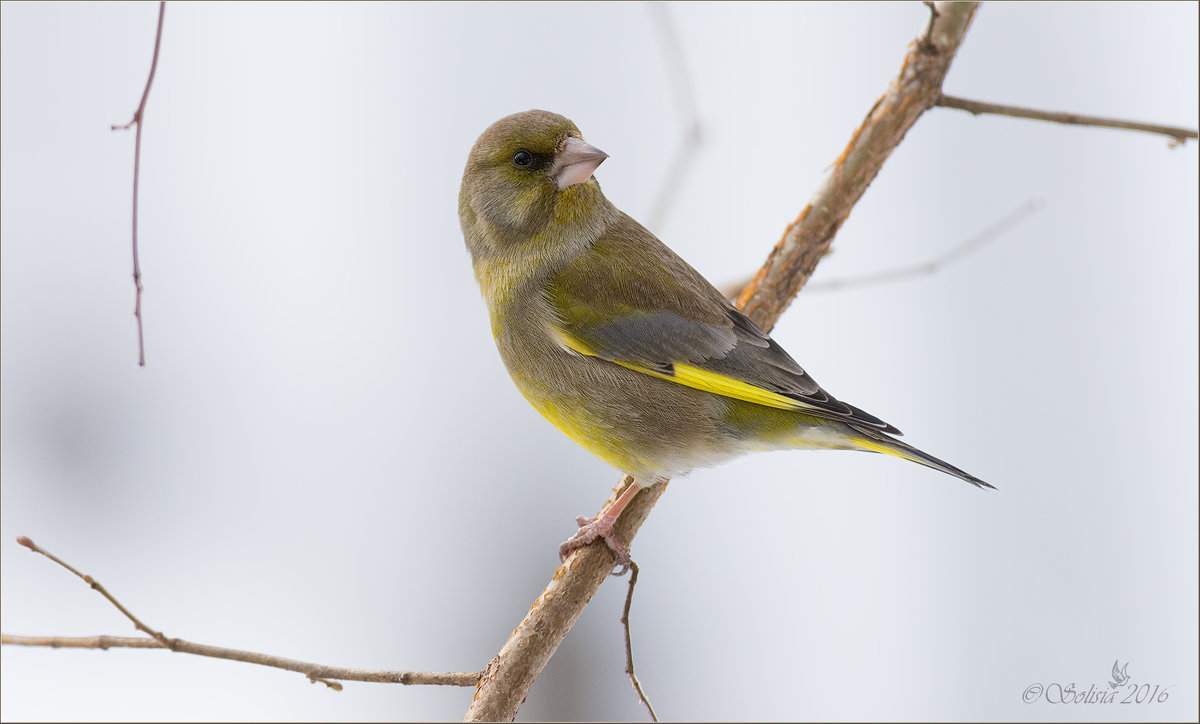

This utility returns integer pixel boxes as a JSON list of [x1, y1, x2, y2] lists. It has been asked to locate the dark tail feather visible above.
[[850, 427, 994, 489]]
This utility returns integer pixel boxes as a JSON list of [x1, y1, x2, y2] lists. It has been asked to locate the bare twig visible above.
[[16, 536, 169, 646], [718, 198, 1043, 299], [805, 198, 1043, 292], [466, 4, 981, 721], [621, 562, 657, 722], [111, 1, 165, 367], [5, 537, 481, 689], [937, 94, 1199, 145], [645, 2, 703, 231], [0, 633, 479, 689]]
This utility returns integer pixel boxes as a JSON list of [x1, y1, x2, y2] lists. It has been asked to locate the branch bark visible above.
[[464, 2, 980, 720]]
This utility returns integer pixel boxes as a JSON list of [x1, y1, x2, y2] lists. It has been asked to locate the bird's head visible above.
[[459, 110, 609, 254]]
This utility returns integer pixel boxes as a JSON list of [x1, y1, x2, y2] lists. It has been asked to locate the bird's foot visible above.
[[558, 477, 642, 573], [559, 514, 631, 573]]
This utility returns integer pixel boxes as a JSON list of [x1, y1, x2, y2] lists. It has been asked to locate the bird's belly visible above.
[[502, 340, 748, 479]]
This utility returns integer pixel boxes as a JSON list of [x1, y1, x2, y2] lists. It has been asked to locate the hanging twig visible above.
[[621, 562, 658, 722], [111, 1, 166, 367]]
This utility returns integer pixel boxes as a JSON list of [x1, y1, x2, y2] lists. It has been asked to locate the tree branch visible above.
[[111, 0, 165, 367], [937, 94, 1199, 145], [3, 538, 481, 690], [465, 3, 980, 720]]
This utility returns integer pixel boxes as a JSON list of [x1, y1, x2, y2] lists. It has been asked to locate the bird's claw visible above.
[[559, 514, 631, 573]]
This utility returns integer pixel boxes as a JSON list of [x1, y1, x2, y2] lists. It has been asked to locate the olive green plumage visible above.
[[458, 109, 990, 491]]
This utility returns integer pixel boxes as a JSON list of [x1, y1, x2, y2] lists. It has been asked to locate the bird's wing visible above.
[[544, 222, 900, 433]]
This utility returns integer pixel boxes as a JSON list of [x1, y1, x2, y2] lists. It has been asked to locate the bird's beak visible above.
[[554, 136, 608, 189]]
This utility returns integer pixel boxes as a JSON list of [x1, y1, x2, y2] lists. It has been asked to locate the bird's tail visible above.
[[848, 427, 994, 489]]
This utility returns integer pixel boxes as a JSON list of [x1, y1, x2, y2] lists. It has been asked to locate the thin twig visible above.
[[111, 1, 165, 367], [16, 536, 170, 647], [806, 198, 1043, 292], [5, 537, 481, 689], [718, 198, 1043, 299], [0, 634, 480, 689], [645, 2, 703, 231], [621, 561, 657, 722], [937, 94, 1199, 145]]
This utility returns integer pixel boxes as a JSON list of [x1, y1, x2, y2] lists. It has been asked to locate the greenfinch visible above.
[[459, 110, 990, 565]]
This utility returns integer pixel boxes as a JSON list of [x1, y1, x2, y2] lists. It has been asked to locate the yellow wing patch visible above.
[[554, 325, 821, 413], [619, 361, 820, 412]]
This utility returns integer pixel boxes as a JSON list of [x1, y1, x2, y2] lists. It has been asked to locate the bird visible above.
[[458, 109, 991, 566]]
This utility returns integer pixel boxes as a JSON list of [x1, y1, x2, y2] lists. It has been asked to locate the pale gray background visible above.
[[2, 2, 1196, 721]]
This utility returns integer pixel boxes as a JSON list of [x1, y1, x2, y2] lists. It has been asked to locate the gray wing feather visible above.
[[568, 304, 900, 433]]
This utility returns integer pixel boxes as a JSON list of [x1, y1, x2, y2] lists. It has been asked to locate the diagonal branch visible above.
[[936, 94, 1199, 145], [111, 0, 165, 367], [466, 475, 668, 721], [463, 3, 980, 721]]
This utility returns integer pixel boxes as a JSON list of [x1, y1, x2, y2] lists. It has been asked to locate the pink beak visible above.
[[554, 136, 608, 189]]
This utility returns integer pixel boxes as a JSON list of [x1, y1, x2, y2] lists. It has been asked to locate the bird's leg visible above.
[[558, 477, 642, 570]]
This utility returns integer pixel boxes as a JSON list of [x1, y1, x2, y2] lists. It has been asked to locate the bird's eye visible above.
[[512, 150, 533, 167]]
